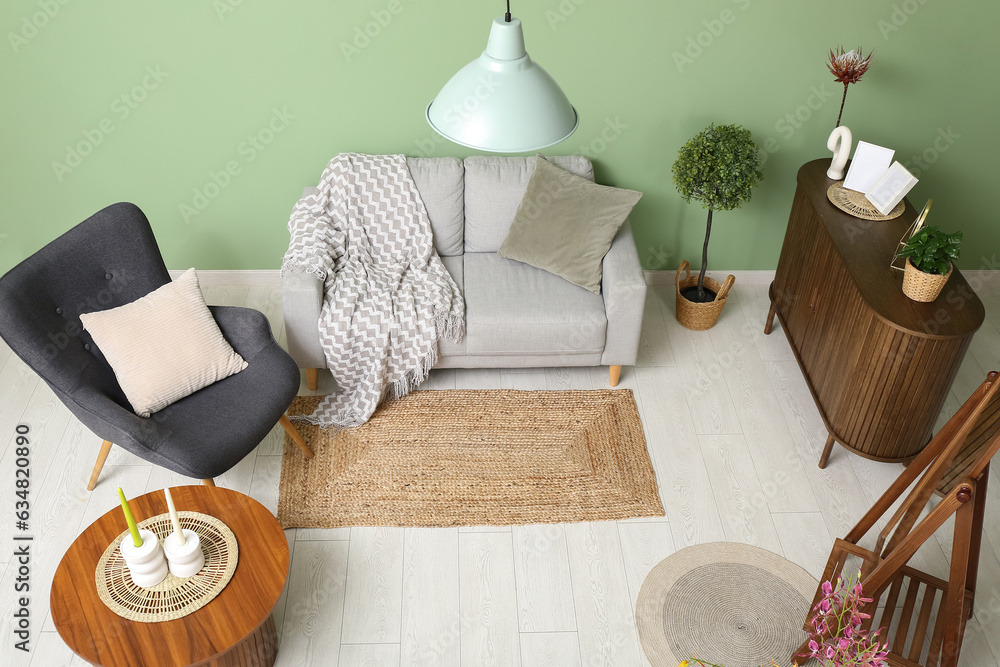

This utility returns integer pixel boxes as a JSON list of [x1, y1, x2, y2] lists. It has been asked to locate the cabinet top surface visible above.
[[796, 159, 984, 338]]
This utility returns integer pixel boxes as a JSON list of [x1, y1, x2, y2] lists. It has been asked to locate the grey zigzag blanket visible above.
[[280, 153, 464, 428]]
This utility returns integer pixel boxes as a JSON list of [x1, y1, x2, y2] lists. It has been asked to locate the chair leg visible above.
[[87, 440, 114, 491], [966, 467, 989, 618], [609, 365, 622, 387], [279, 414, 315, 459], [306, 368, 318, 391], [202, 478, 216, 487]]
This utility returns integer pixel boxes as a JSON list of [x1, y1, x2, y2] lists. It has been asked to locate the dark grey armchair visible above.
[[0, 202, 313, 489]]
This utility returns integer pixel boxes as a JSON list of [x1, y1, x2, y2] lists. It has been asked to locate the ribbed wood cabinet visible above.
[[766, 160, 984, 467]]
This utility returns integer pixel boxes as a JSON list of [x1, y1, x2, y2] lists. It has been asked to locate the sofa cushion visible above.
[[464, 155, 594, 253], [437, 254, 466, 356], [462, 253, 606, 356], [499, 155, 642, 294], [406, 157, 465, 257]]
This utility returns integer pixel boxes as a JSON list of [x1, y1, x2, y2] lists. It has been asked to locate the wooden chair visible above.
[[794, 371, 1000, 667]]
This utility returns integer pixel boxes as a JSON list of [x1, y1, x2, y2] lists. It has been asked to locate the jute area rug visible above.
[[636, 543, 819, 667], [277, 389, 664, 528]]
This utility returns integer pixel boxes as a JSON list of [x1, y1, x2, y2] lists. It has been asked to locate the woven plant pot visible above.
[[902, 258, 952, 303], [675, 260, 735, 331]]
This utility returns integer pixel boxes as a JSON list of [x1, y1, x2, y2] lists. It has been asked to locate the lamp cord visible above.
[[505, 0, 511, 22]]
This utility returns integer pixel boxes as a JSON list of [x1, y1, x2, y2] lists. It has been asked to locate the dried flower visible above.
[[828, 47, 873, 84], [827, 46, 873, 128]]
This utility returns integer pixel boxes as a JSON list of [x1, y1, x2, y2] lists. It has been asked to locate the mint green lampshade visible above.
[[426, 15, 579, 153]]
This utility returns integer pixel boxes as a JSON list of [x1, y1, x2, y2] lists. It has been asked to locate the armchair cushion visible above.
[[498, 155, 642, 294], [79, 268, 247, 418]]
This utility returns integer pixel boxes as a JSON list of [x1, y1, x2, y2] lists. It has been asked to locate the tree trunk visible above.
[[697, 209, 713, 300]]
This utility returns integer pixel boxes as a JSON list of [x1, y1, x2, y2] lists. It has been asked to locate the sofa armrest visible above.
[[281, 270, 326, 369], [601, 221, 646, 367]]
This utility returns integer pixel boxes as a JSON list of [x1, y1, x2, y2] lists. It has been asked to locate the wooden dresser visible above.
[[766, 159, 984, 467]]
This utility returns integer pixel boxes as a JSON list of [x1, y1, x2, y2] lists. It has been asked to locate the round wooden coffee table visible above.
[[51, 486, 289, 667]]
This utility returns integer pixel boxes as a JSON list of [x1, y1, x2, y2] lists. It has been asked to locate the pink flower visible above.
[[822, 581, 833, 596]]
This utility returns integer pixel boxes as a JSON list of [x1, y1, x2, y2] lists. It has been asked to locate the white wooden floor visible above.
[[2, 274, 1000, 667]]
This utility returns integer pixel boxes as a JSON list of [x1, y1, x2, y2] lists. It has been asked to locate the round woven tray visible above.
[[96, 511, 238, 623], [827, 181, 905, 220]]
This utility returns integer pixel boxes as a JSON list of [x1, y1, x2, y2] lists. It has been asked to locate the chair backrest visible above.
[[0, 202, 171, 416]]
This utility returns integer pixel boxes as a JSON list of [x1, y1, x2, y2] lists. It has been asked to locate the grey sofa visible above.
[[281, 155, 646, 389]]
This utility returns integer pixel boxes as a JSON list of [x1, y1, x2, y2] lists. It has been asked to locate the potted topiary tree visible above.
[[672, 123, 763, 330], [896, 225, 961, 302]]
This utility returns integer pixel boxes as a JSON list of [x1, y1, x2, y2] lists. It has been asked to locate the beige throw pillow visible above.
[[498, 154, 642, 294], [80, 268, 247, 418]]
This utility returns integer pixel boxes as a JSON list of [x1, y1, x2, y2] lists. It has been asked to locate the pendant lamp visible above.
[[426, 1, 579, 153]]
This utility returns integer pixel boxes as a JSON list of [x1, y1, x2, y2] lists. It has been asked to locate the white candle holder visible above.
[[119, 529, 168, 588], [162, 529, 206, 578]]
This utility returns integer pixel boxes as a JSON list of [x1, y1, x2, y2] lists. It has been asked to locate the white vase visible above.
[[162, 529, 206, 578], [119, 529, 168, 588], [827, 126, 852, 180]]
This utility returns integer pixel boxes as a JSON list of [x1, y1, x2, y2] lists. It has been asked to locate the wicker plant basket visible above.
[[675, 260, 735, 331], [902, 258, 952, 302]]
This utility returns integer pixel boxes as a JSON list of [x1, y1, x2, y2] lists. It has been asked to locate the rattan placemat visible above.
[[827, 181, 905, 220], [95, 511, 238, 622]]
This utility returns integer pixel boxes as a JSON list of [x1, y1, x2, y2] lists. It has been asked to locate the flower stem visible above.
[[835, 83, 849, 128]]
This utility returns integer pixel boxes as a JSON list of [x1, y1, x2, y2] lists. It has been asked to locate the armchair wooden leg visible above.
[[305, 368, 318, 391], [609, 365, 622, 387], [87, 440, 114, 491], [279, 414, 315, 459], [202, 479, 216, 487]]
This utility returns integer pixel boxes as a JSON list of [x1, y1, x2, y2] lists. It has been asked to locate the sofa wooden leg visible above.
[[609, 365, 622, 387], [87, 440, 114, 491], [305, 368, 318, 391], [202, 478, 216, 487], [279, 414, 315, 459]]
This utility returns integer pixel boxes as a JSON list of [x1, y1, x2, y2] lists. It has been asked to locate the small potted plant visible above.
[[896, 225, 962, 302], [672, 123, 763, 330]]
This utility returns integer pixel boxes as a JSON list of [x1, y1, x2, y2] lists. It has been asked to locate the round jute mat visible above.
[[827, 181, 905, 220], [635, 542, 818, 667]]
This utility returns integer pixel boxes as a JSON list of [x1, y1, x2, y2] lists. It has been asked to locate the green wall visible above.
[[2, 0, 996, 274]]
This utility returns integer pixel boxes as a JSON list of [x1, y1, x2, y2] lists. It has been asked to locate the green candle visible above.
[[117, 487, 143, 548]]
